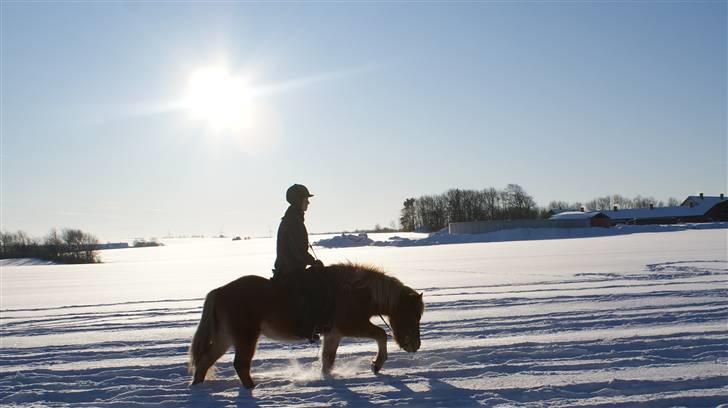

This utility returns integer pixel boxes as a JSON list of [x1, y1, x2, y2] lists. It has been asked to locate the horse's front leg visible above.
[[322, 330, 342, 375], [344, 322, 388, 373], [371, 325, 388, 373]]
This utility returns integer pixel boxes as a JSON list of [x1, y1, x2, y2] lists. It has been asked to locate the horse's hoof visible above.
[[243, 382, 256, 390], [371, 363, 381, 374]]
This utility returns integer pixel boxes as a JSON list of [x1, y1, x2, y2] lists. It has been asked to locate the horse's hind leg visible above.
[[233, 333, 260, 389], [192, 340, 230, 385]]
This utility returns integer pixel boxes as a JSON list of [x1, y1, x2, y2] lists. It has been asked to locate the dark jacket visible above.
[[274, 205, 316, 274]]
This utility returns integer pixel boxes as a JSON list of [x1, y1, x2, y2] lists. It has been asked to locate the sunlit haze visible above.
[[184, 65, 256, 134], [1, 2, 726, 241]]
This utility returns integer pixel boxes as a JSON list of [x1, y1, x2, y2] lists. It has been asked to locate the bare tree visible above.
[[1, 228, 99, 263], [611, 194, 632, 209], [632, 195, 657, 208], [461, 190, 482, 221], [399, 198, 416, 232], [549, 200, 571, 210], [432, 195, 448, 231], [415, 195, 438, 231], [44, 229, 63, 260], [502, 184, 537, 219], [582, 196, 611, 210], [481, 188, 500, 220], [445, 189, 464, 223]]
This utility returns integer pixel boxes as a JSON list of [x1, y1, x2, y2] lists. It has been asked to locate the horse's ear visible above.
[[418, 292, 423, 298]]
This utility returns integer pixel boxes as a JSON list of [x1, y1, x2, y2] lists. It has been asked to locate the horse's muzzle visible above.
[[403, 339, 421, 353]]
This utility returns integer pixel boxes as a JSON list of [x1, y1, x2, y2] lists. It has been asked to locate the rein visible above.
[[379, 314, 393, 338], [309, 243, 319, 260]]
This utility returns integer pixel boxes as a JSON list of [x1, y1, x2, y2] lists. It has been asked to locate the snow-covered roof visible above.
[[600, 207, 696, 220], [681, 195, 725, 209], [550, 211, 607, 220]]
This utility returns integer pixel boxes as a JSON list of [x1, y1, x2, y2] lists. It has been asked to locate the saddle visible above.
[[271, 266, 336, 340]]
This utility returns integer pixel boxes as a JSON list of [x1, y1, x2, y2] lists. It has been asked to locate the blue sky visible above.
[[2, 1, 726, 241]]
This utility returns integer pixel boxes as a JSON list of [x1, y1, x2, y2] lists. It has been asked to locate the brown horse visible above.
[[188, 263, 424, 389]]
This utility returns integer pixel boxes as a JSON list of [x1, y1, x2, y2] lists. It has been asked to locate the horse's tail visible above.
[[188, 289, 218, 374]]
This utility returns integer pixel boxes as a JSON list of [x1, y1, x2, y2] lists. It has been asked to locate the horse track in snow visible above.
[[1, 260, 727, 407]]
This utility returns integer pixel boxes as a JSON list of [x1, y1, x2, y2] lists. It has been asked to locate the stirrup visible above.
[[298, 330, 320, 343]]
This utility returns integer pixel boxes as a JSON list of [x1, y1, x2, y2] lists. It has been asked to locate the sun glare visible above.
[[184, 66, 255, 133]]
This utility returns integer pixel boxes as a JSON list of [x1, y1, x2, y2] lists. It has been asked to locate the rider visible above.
[[273, 184, 325, 342], [273, 184, 323, 276]]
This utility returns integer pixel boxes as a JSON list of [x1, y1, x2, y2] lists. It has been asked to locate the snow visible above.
[[549, 211, 605, 220], [312, 233, 374, 248], [0, 259, 58, 267], [1, 227, 727, 406], [314, 222, 728, 248]]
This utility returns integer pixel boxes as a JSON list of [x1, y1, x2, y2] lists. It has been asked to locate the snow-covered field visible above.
[[1, 227, 727, 407]]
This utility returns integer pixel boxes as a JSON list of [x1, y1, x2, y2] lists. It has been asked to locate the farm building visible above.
[[600, 194, 727, 225], [450, 194, 726, 235], [549, 211, 612, 227], [549, 194, 727, 226], [449, 212, 611, 234]]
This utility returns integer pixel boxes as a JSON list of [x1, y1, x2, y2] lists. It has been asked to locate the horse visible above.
[[188, 262, 424, 389]]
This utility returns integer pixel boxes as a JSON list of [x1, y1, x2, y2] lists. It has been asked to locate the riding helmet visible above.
[[286, 184, 314, 206]]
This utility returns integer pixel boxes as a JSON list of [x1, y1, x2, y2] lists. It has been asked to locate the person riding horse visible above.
[[273, 184, 322, 275], [272, 184, 331, 342]]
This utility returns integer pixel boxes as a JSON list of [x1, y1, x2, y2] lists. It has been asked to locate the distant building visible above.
[[549, 211, 611, 227], [96, 242, 130, 250], [549, 193, 728, 226], [449, 214, 609, 234], [452, 194, 726, 235]]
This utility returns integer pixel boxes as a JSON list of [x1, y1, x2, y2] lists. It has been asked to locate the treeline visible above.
[[548, 195, 680, 211], [400, 184, 542, 232], [1, 228, 100, 263], [399, 185, 681, 232]]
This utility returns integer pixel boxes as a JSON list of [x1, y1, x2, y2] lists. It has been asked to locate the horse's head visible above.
[[390, 289, 424, 353]]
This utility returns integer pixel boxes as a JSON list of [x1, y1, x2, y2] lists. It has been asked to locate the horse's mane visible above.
[[330, 262, 407, 313]]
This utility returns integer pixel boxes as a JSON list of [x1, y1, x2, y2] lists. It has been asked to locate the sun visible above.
[[183, 66, 255, 133]]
